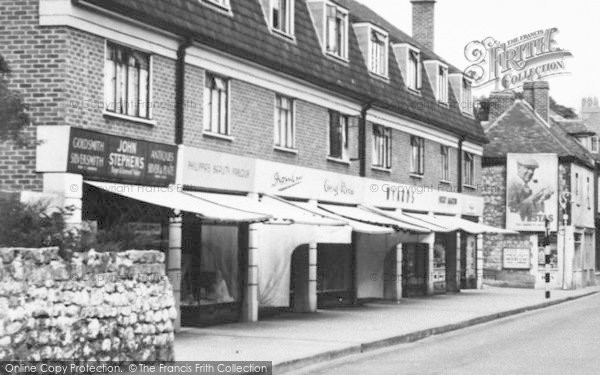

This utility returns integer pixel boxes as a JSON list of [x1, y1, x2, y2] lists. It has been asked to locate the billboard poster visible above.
[[506, 153, 558, 231]]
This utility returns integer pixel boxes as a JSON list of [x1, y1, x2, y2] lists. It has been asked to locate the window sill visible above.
[[325, 51, 350, 64], [274, 146, 298, 155], [102, 111, 156, 126], [461, 110, 475, 119], [406, 87, 422, 96], [372, 166, 392, 173], [203, 132, 234, 142], [201, 0, 233, 16], [463, 184, 477, 190], [271, 28, 296, 43], [409, 173, 424, 179], [439, 179, 452, 185], [369, 71, 390, 82], [438, 101, 450, 108], [327, 156, 350, 166]]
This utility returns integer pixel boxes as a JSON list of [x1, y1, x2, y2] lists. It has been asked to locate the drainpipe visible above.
[[457, 136, 465, 193], [359, 103, 373, 177], [175, 39, 193, 145]]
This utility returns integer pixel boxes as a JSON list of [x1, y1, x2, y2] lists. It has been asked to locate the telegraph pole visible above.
[[543, 216, 551, 299]]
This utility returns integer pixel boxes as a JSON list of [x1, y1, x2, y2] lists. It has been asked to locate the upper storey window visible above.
[[325, 4, 348, 60], [407, 49, 421, 91], [104, 42, 151, 119], [271, 0, 295, 37], [438, 65, 448, 104], [369, 28, 388, 77]]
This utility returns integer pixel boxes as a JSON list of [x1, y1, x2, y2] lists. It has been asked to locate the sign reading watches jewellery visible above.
[[67, 127, 177, 186]]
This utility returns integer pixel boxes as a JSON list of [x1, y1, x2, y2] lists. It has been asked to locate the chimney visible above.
[[411, 0, 436, 51], [488, 91, 515, 123], [523, 81, 550, 123]]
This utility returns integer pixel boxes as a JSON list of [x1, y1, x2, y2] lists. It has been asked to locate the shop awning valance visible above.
[[392, 212, 456, 233], [85, 181, 270, 223], [431, 215, 517, 235], [318, 204, 430, 234], [187, 192, 346, 227]]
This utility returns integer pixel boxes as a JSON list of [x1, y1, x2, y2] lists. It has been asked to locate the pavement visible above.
[[174, 286, 600, 373], [303, 291, 600, 375]]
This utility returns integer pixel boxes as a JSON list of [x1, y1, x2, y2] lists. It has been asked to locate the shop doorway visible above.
[[460, 233, 478, 289], [402, 243, 428, 297], [317, 244, 353, 307]]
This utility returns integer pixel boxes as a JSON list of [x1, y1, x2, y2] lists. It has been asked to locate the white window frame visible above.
[[407, 48, 422, 92], [410, 136, 425, 175], [438, 64, 449, 104], [203, 72, 231, 137], [591, 136, 599, 153], [372, 124, 392, 170], [328, 111, 349, 161], [463, 152, 475, 186], [104, 40, 153, 121], [368, 25, 389, 78], [440, 145, 450, 181], [270, 0, 295, 37], [324, 2, 349, 61], [462, 77, 473, 114], [204, 0, 231, 10], [274, 94, 296, 150]]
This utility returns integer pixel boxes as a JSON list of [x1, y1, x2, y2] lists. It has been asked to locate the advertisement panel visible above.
[[506, 153, 558, 231]]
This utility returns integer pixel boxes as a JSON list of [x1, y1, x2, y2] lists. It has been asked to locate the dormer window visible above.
[[438, 65, 448, 103], [369, 28, 388, 77], [462, 77, 473, 114], [325, 4, 348, 60], [407, 49, 421, 91], [271, 0, 294, 36], [205, 0, 230, 10], [592, 136, 599, 153]]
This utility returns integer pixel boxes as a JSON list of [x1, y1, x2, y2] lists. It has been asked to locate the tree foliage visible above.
[[0, 54, 30, 146], [549, 96, 577, 119]]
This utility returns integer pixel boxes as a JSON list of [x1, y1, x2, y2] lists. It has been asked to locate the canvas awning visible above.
[[187, 192, 346, 226], [432, 215, 517, 235], [318, 204, 430, 233], [369, 208, 450, 232], [289, 201, 395, 234], [85, 181, 270, 223]]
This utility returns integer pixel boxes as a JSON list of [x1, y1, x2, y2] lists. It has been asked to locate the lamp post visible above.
[[559, 192, 571, 290]]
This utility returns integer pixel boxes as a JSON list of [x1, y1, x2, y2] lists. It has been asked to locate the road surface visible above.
[[303, 293, 600, 375]]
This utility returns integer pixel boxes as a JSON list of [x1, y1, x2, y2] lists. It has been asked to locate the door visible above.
[[402, 243, 428, 297]]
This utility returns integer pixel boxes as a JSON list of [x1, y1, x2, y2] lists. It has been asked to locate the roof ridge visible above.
[[484, 100, 520, 133]]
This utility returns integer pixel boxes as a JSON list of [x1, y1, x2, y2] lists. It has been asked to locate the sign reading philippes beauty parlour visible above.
[[67, 128, 177, 186], [503, 248, 531, 269]]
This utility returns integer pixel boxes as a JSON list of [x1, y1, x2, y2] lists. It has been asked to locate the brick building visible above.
[[482, 82, 597, 289], [0, 0, 502, 327]]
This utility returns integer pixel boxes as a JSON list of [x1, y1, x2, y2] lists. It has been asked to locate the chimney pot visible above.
[[411, 0, 436, 51]]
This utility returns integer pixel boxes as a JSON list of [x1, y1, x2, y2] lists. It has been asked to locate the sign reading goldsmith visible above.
[[503, 248, 531, 269], [464, 28, 573, 90], [67, 128, 177, 186], [506, 153, 558, 232]]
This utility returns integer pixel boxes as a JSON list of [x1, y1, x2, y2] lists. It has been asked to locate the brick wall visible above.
[[411, 0, 435, 51], [0, 0, 67, 192]]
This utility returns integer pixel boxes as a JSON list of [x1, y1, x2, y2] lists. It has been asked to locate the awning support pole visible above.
[[395, 243, 403, 302], [476, 233, 484, 289], [455, 231, 462, 293], [308, 241, 318, 312], [243, 223, 260, 322], [168, 211, 183, 331], [427, 234, 435, 296]]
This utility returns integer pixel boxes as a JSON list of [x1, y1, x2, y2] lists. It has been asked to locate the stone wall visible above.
[[0, 248, 175, 361]]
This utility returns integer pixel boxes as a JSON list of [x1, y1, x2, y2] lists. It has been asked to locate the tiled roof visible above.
[[484, 100, 595, 167], [78, 0, 487, 144], [552, 119, 595, 135]]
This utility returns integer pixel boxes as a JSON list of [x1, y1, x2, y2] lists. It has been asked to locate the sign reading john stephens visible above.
[[506, 153, 558, 232], [67, 128, 177, 186]]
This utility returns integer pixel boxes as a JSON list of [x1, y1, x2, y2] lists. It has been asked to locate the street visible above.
[[302, 293, 600, 375]]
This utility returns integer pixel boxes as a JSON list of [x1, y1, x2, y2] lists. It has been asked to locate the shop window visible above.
[[538, 233, 558, 269], [104, 42, 151, 119], [203, 73, 230, 136], [271, 0, 294, 36], [329, 111, 349, 160], [463, 152, 475, 186], [372, 124, 392, 169], [369, 28, 388, 77], [325, 3, 348, 60], [440, 145, 449, 181], [438, 65, 448, 103], [274, 94, 295, 150], [410, 136, 425, 175], [181, 222, 239, 306]]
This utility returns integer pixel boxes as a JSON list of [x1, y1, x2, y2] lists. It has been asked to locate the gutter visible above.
[[457, 136, 465, 193], [175, 39, 193, 145], [359, 103, 373, 177]]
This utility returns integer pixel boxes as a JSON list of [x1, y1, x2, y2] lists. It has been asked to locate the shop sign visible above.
[[503, 248, 531, 269], [180, 147, 255, 192], [67, 128, 176, 186], [255, 160, 362, 204]]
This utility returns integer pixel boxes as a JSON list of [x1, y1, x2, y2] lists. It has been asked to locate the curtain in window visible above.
[[329, 111, 342, 158]]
